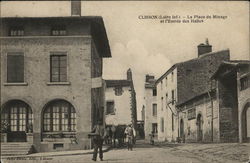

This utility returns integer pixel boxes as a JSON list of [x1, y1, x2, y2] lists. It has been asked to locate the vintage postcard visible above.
[[0, 1, 249, 163]]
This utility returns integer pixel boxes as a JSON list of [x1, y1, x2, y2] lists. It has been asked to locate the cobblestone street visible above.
[[2, 140, 249, 163]]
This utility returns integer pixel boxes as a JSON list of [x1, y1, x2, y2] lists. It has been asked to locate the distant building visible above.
[[143, 75, 158, 140], [212, 60, 250, 143], [104, 69, 137, 130], [0, 2, 111, 154], [156, 40, 230, 142]]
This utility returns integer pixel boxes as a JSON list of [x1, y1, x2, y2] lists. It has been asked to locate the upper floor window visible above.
[[152, 88, 157, 96], [50, 53, 67, 82], [165, 77, 168, 87], [7, 52, 24, 83], [114, 87, 123, 96], [106, 101, 115, 115], [152, 104, 157, 116], [171, 90, 175, 105], [161, 117, 164, 132], [160, 81, 163, 90], [51, 26, 67, 36], [171, 72, 174, 82], [9, 27, 24, 36], [240, 76, 249, 91]]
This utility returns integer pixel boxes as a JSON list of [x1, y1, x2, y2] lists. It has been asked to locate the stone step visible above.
[[1, 143, 33, 156]]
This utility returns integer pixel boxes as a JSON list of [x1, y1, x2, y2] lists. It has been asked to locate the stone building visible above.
[[104, 69, 137, 130], [155, 64, 179, 142], [156, 41, 230, 142], [212, 60, 250, 143], [143, 75, 158, 140], [0, 3, 111, 154]]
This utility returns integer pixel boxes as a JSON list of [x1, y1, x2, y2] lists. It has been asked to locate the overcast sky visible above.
[[1, 1, 249, 120]]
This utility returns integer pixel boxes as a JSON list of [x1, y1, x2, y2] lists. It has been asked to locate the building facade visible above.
[[212, 60, 250, 143], [156, 41, 230, 142], [104, 69, 137, 130], [0, 15, 111, 153], [143, 75, 158, 140], [156, 67, 178, 142]]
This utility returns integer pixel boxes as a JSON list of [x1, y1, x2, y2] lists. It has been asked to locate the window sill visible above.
[[3, 82, 28, 86], [47, 82, 71, 85]]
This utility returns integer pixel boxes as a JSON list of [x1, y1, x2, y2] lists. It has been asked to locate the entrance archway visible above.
[[1, 100, 33, 142], [242, 102, 250, 142], [197, 114, 203, 142]]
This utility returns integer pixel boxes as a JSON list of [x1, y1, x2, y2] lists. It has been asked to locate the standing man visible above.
[[91, 120, 106, 161], [124, 124, 136, 151]]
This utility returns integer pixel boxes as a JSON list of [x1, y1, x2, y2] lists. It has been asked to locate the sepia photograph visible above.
[[0, 1, 249, 163]]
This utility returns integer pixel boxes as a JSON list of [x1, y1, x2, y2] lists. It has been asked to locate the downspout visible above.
[[207, 81, 214, 142]]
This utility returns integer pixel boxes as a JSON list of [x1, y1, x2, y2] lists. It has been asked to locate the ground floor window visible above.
[[43, 100, 76, 132], [1, 100, 33, 133]]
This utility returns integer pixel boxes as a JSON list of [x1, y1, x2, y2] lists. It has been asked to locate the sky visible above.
[[1, 1, 249, 120]]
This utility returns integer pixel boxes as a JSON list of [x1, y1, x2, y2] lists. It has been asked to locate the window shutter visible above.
[[7, 54, 24, 82]]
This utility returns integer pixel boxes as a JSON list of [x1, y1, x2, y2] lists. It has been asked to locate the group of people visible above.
[[89, 121, 136, 161]]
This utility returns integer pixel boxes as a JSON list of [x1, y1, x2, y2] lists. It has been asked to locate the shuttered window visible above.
[[7, 53, 24, 83], [50, 54, 67, 82]]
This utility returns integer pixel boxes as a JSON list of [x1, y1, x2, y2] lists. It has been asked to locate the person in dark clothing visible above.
[[91, 121, 106, 161]]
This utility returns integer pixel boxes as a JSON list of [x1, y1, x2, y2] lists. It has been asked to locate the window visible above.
[[160, 81, 163, 90], [7, 53, 24, 83], [51, 26, 66, 36], [9, 27, 24, 36], [152, 88, 157, 96], [166, 93, 168, 105], [171, 90, 175, 105], [240, 76, 249, 91], [106, 101, 115, 115], [152, 123, 158, 133], [50, 54, 67, 82], [1, 100, 33, 132], [161, 118, 164, 132], [43, 100, 76, 132], [187, 108, 196, 120], [161, 97, 163, 111], [152, 104, 157, 116], [114, 87, 123, 96], [165, 77, 168, 87], [171, 72, 174, 82]]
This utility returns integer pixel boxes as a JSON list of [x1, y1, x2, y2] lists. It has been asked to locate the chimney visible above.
[[127, 68, 132, 81], [197, 38, 212, 57], [145, 75, 155, 82], [71, 1, 81, 16]]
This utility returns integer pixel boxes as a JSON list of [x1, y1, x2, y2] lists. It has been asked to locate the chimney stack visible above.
[[197, 38, 212, 57], [71, 1, 81, 16], [145, 75, 155, 82], [127, 68, 133, 81]]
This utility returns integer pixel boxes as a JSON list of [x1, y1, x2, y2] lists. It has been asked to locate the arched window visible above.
[[1, 100, 33, 133], [43, 100, 76, 132]]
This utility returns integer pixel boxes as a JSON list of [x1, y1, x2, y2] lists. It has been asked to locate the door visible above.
[[180, 119, 184, 140], [197, 114, 203, 142]]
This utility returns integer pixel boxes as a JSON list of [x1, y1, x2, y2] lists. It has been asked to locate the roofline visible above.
[[1, 16, 112, 58], [155, 49, 230, 85], [211, 60, 250, 79], [155, 64, 178, 85], [176, 88, 216, 107]]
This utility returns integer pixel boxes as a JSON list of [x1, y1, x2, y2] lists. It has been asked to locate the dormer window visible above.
[[51, 26, 66, 36], [9, 27, 24, 36]]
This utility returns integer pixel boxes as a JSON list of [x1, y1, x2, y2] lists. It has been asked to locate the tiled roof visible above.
[[105, 80, 131, 88], [176, 49, 230, 106], [212, 60, 250, 79]]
